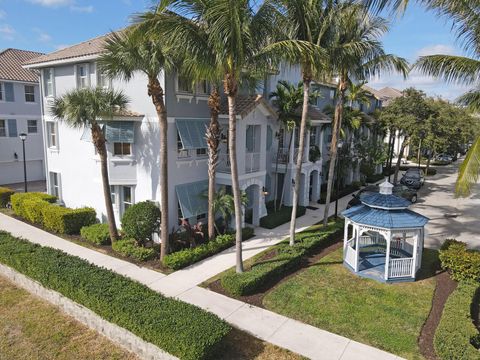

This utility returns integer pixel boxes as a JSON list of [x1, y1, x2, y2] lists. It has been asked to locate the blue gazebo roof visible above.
[[342, 204, 429, 229], [361, 192, 411, 209]]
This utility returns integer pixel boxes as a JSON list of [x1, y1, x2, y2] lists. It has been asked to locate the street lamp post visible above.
[[19, 133, 28, 192], [334, 140, 344, 219]]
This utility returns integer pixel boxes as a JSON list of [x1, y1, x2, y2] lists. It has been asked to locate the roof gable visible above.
[[0, 48, 44, 82]]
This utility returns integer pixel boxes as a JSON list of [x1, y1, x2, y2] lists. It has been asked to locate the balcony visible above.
[[217, 152, 261, 174], [275, 147, 308, 164]]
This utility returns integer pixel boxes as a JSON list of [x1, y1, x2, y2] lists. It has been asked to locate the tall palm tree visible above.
[[98, 26, 172, 262], [346, 81, 371, 108], [321, 5, 408, 226], [51, 88, 129, 242]]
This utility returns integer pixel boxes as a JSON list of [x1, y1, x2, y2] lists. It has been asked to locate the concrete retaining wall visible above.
[[0, 263, 178, 360]]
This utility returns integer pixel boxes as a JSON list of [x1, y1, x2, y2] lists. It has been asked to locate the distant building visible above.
[[0, 48, 45, 185]]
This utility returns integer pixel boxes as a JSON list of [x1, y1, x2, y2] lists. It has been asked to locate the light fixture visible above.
[[14, 152, 18, 160], [262, 187, 269, 196], [337, 139, 344, 149], [19, 133, 27, 141], [291, 179, 295, 186]]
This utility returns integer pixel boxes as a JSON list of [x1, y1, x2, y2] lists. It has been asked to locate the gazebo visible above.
[[341, 180, 429, 282]]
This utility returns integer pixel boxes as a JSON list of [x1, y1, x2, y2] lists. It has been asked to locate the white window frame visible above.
[[177, 131, 191, 159], [49, 172, 61, 199], [0, 119, 6, 137], [96, 63, 110, 89], [113, 142, 132, 156], [110, 185, 117, 206], [121, 186, 134, 216], [24, 85, 35, 103], [196, 148, 207, 157], [43, 68, 54, 97], [176, 75, 193, 94], [76, 63, 90, 89], [46, 121, 58, 149], [195, 80, 209, 96], [27, 120, 38, 134]]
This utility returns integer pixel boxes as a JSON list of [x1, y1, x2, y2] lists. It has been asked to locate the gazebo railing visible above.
[[388, 258, 414, 278], [345, 239, 356, 268], [359, 235, 386, 248]]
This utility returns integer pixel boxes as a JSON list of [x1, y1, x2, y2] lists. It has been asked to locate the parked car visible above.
[[435, 154, 453, 163], [400, 168, 425, 189], [346, 184, 418, 209]]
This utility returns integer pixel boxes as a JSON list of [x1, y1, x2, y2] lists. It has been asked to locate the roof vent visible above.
[[379, 178, 393, 195]]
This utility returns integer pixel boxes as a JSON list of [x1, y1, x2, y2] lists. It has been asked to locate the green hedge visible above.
[[0, 231, 230, 360], [121, 201, 160, 245], [260, 206, 306, 229], [439, 239, 480, 282], [112, 238, 156, 262], [221, 220, 344, 296], [318, 183, 361, 204], [434, 282, 480, 359], [10, 192, 96, 235], [0, 187, 14, 207], [80, 223, 111, 245], [164, 228, 256, 270], [365, 173, 384, 183]]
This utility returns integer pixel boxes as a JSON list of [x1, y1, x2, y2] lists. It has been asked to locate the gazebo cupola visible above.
[[341, 179, 429, 282]]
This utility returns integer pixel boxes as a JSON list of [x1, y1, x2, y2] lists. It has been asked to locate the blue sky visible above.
[[0, 0, 470, 100]]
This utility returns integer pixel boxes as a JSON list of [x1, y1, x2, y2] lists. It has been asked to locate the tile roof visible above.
[[342, 205, 429, 229], [220, 94, 278, 118], [0, 48, 44, 82], [23, 33, 111, 66], [294, 104, 331, 122]]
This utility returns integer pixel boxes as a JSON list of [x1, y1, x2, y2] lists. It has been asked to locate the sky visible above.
[[0, 0, 472, 100]]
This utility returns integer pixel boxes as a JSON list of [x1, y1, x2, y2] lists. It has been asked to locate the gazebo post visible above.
[[384, 230, 391, 280], [343, 220, 349, 252], [355, 226, 360, 272], [411, 229, 419, 278]]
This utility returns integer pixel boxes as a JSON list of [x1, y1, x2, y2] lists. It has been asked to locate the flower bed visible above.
[[0, 231, 230, 360]]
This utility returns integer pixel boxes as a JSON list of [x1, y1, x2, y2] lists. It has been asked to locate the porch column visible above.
[[411, 230, 419, 278], [384, 231, 391, 280], [343, 219, 349, 252], [354, 226, 361, 272]]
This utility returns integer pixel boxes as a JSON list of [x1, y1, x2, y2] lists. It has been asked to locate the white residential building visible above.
[[0, 48, 45, 185], [24, 33, 382, 232]]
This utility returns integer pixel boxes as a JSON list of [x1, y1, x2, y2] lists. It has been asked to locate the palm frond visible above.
[[414, 55, 480, 85], [456, 135, 480, 197], [457, 88, 480, 112]]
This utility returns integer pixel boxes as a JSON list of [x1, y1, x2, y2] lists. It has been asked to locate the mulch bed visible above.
[[208, 240, 343, 308], [418, 270, 457, 360]]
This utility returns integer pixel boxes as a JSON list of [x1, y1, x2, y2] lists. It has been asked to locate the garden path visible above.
[[0, 193, 402, 360]]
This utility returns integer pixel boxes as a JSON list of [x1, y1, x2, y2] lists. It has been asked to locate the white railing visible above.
[[245, 152, 261, 173], [294, 147, 308, 163], [275, 147, 308, 164], [388, 258, 414, 278], [358, 235, 386, 248], [217, 153, 231, 173], [344, 239, 356, 268]]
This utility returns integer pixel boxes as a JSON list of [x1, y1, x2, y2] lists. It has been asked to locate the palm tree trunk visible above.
[[393, 137, 409, 184], [273, 132, 281, 212], [224, 74, 243, 273], [148, 77, 169, 262], [425, 151, 433, 176], [323, 78, 347, 226], [279, 130, 294, 211], [207, 85, 221, 240], [92, 124, 118, 242], [388, 129, 396, 180], [289, 76, 311, 245]]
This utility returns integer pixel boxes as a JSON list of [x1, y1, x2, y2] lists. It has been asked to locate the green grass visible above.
[[263, 248, 439, 359]]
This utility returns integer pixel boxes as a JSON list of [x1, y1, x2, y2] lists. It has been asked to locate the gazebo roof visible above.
[[342, 204, 429, 229], [361, 192, 411, 209]]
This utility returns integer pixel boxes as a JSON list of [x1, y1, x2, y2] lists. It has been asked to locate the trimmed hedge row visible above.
[[434, 282, 480, 359], [0, 187, 14, 207], [11, 193, 96, 235], [221, 220, 344, 296], [80, 223, 111, 245], [111, 238, 156, 261], [260, 206, 306, 229], [318, 182, 361, 204], [0, 231, 230, 359], [164, 228, 256, 270], [440, 239, 480, 282]]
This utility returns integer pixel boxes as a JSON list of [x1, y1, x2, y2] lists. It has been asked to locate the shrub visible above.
[[80, 223, 111, 245], [439, 239, 480, 282], [260, 206, 306, 229], [365, 173, 384, 183], [22, 198, 50, 225], [0, 231, 230, 360], [121, 201, 160, 245], [318, 183, 361, 204], [242, 227, 255, 240], [221, 220, 343, 296], [11, 192, 56, 218], [434, 282, 480, 359], [42, 205, 96, 235], [0, 187, 14, 207], [112, 238, 156, 262]]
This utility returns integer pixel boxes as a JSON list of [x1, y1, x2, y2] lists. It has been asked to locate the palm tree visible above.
[[321, 5, 408, 226], [98, 26, 172, 262], [51, 88, 129, 242], [346, 81, 371, 108]]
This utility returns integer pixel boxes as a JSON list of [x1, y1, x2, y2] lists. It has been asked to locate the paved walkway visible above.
[[0, 194, 401, 360]]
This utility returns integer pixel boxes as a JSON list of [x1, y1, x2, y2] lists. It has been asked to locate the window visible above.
[[97, 65, 109, 89], [3, 83, 14, 102], [122, 186, 133, 212], [0, 120, 5, 137], [177, 132, 190, 158], [246, 125, 260, 153], [50, 172, 61, 198], [77, 64, 89, 89], [177, 75, 193, 93], [113, 142, 131, 156], [110, 185, 116, 205], [196, 148, 207, 157], [25, 85, 35, 102], [197, 213, 206, 221], [27, 120, 38, 133], [0, 83, 3, 101], [310, 127, 318, 146], [196, 80, 208, 95], [47, 122, 57, 148], [44, 68, 54, 97], [7, 119, 17, 137]]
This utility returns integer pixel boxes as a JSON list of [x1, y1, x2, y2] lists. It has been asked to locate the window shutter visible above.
[[246, 126, 254, 152], [267, 126, 273, 150], [105, 121, 135, 143], [5, 83, 14, 102], [7, 119, 17, 137], [176, 119, 209, 149]]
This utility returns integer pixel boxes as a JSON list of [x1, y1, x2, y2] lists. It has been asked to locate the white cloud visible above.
[[28, 0, 72, 6], [0, 24, 15, 40], [0, 10, 6, 19], [416, 44, 456, 57], [33, 28, 52, 42], [70, 4, 93, 13]]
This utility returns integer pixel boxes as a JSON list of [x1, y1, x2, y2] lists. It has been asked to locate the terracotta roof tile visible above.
[[294, 104, 331, 122], [0, 48, 44, 82], [220, 94, 277, 118]]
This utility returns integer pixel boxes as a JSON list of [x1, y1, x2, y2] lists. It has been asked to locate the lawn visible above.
[[263, 248, 439, 359], [0, 275, 137, 360]]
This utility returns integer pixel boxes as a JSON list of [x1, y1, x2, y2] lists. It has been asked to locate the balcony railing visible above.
[[245, 152, 260, 173], [275, 147, 308, 164], [217, 153, 231, 173]]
